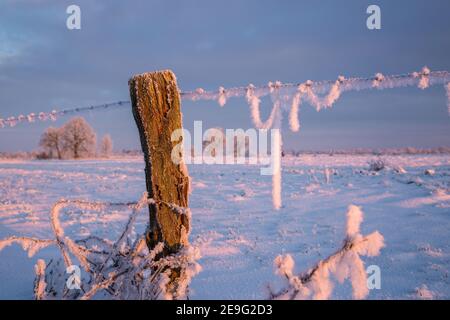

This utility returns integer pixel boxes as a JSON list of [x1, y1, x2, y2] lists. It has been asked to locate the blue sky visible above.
[[1, 0, 449, 152]]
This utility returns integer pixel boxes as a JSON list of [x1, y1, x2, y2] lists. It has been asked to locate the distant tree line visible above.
[[283, 147, 450, 156], [38, 116, 113, 159]]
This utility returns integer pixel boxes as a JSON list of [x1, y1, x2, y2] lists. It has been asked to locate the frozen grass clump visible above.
[[270, 205, 384, 300], [368, 159, 386, 172], [0, 193, 201, 300]]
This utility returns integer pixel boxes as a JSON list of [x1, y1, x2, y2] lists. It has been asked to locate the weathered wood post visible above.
[[128, 70, 190, 257]]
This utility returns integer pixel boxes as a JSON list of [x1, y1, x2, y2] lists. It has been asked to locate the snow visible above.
[[0, 154, 449, 299]]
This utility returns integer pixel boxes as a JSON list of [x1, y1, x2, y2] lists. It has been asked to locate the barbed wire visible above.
[[1, 68, 449, 129], [0, 100, 131, 129], [182, 69, 450, 103]]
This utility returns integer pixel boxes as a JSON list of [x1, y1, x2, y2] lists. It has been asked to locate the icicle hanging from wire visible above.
[[288, 87, 301, 132], [244, 75, 345, 131], [265, 82, 286, 210], [246, 83, 281, 130], [303, 76, 345, 111], [239, 67, 450, 132]]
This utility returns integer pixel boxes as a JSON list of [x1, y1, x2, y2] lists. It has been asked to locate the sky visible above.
[[0, 0, 450, 152]]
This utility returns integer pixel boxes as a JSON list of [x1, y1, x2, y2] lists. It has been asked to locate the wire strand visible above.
[[1, 68, 449, 129]]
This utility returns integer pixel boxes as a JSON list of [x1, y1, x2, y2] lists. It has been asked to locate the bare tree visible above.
[[100, 134, 113, 158], [39, 127, 63, 159], [61, 117, 96, 159]]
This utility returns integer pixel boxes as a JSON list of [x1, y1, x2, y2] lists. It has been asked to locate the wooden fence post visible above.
[[128, 70, 190, 257]]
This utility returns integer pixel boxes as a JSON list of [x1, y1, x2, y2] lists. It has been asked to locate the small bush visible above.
[[368, 159, 386, 172]]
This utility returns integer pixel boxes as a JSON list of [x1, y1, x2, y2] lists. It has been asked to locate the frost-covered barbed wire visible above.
[[185, 68, 450, 130], [0, 193, 201, 300], [1, 68, 449, 129], [185, 68, 449, 102], [0, 100, 130, 129], [241, 68, 449, 132], [270, 205, 384, 300], [0, 236, 56, 257]]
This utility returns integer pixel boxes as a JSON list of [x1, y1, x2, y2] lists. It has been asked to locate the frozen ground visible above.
[[0, 154, 449, 299]]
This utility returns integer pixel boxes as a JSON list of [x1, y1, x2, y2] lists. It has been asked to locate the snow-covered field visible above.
[[0, 154, 449, 299]]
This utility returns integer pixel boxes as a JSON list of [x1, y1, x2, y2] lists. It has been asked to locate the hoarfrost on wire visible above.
[[239, 67, 447, 132], [175, 67, 450, 133], [2, 68, 449, 129]]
